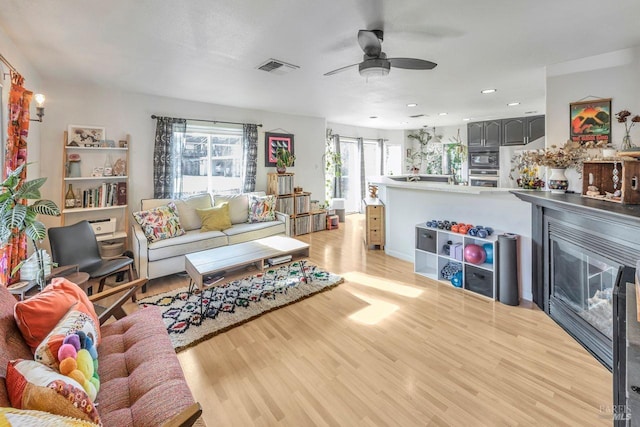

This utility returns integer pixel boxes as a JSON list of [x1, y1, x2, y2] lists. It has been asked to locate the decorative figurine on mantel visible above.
[[615, 110, 640, 151]]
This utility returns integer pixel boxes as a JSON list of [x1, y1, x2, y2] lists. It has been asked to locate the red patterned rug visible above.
[[137, 262, 342, 352]]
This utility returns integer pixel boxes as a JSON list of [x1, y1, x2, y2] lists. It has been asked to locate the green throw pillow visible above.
[[197, 203, 232, 232]]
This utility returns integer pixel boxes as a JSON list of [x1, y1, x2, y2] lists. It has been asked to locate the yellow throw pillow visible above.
[[197, 203, 232, 232]]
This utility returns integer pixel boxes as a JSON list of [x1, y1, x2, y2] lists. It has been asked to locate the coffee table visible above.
[[185, 236, 310, 309]]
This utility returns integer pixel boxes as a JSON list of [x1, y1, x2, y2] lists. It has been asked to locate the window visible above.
[[339, 138, 361, 213], [363, 139, 381, 179], [181, 122, 243, 195], [383, 141, 402, 175]]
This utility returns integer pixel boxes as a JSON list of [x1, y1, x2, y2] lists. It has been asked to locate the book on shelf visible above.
[[77, 182, 121, 208], [117, 182, 127, 205]]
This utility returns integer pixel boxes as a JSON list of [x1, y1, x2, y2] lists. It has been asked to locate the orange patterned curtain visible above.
[[2, 71, 32, 285]]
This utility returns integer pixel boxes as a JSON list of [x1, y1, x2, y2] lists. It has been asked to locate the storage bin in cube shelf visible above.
[[330, 198, 346, 222]]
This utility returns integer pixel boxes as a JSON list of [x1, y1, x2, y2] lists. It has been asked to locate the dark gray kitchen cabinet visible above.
[[501, 115, 545, 146], [467, 120, 501, 150]]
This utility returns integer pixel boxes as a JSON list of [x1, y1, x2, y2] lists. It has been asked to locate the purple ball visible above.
[[63, 334, 81, 351], [464, 244, 486, 265]]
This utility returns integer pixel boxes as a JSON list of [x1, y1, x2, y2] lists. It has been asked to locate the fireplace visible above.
[[546, 217, 634, 369], [513, 191, 640, 371]]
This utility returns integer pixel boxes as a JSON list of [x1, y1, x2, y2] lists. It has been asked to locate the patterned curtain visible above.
[[242, 124, 258, 192], [332, 134, 342, 198], [153, 117, 186, 198], [2, 72, 32, 285]]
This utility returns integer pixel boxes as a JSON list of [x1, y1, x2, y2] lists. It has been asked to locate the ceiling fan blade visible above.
[[324, 63, 360, 76], [388, 58, 437, 70], [358, 30, 382, 57]]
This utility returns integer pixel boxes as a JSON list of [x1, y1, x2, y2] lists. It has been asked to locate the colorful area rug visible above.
[[137, 262, 342, 352]]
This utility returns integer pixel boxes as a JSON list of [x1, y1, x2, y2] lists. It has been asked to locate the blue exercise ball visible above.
[[483, 243, 493, 264], [451, 271, 463, 288]]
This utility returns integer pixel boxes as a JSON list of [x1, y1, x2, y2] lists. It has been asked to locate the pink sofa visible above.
[[0, 283, 202, 426]]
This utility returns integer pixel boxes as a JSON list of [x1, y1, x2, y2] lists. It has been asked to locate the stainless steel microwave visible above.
[[469, 151, 499, 169]]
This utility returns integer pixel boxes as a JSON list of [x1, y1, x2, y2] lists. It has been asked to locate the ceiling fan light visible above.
[[359, 60, 391, 78]]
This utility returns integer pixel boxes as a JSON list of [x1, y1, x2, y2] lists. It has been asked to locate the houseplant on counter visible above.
[[0, 164, 60, 288]]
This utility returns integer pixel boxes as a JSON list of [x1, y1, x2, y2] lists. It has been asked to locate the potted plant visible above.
[[0, 164, 60, 288], [275, 148, 295, 173]]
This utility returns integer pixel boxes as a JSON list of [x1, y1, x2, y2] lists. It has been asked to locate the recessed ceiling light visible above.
[[481, 89, 497, 94], [507, 102, 520, 106], [462, 118, 471, 121], [369, 116, 378, 119], [438, 112, 448, 116], [407, 103, 418, 107]]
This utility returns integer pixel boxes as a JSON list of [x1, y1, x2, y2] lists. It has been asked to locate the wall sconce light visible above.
[[30, 93, 45, 122]]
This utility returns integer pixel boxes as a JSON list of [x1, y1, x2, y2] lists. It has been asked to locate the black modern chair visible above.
[[48, 220, 135, 295]]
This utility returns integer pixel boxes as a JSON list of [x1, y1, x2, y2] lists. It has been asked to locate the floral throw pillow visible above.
[[133, 201, 185, 243], [248, 194, 277, 223]]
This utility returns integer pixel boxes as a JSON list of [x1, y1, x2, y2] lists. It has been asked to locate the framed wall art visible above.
[[67, 125, 106, 147], [264, 132, 294, 167], [569, 98, 611, 146]]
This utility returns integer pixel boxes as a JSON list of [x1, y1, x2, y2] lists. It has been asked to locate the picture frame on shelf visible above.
[[264, 132, 294, 167], [67, 125, 106, 146], [569, 98, 611, 146]]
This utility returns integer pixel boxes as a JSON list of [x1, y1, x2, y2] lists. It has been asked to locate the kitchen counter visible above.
[[372, 177, 533, 300]]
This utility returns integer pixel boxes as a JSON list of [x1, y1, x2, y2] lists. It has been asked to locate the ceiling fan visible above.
[[324, 29, 437, 77]]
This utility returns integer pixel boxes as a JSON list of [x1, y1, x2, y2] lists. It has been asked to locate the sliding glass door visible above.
[[339, 138, 361, 213]]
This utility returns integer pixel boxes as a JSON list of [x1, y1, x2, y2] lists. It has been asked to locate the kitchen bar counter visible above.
[[371, 177, 533, 300], [370, 176, 517, 194]]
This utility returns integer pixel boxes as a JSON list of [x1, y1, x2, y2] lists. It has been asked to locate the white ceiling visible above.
[[1, 0, 639, 130]]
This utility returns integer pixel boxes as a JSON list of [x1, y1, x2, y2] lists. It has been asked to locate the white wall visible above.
[[546, 47, 640, 191], [39, 79, 327, 225], [327, 122, 404, 143]]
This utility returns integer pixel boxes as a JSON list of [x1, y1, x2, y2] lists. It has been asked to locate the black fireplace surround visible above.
[[514, 191, 639, 416]]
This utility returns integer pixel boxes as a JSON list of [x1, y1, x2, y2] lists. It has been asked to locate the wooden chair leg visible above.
[[98, 277, 107, 293], [128, 265, 138, 302]]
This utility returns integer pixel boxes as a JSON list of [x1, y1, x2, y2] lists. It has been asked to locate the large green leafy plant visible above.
[[0, 164, 60, 285]]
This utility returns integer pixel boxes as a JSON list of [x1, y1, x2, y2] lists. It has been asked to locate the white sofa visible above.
[[131, 192, 289, 281]]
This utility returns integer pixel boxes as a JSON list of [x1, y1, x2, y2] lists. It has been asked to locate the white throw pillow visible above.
[[214, 194, 249, 224], [174, 193, 212, 230]]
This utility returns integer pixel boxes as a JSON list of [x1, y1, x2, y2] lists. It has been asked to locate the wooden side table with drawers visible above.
[[362, 197, 385, 250]]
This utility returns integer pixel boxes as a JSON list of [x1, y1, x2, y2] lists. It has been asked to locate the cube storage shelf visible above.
[[267, 172, 327, 236], [414, 223, 498, 299]]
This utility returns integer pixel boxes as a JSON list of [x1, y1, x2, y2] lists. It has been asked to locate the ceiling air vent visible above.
[[257, 59, 300, 75], [409, 114, 425, 118]]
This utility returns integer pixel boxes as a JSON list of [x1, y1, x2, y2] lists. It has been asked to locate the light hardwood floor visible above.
[[130, 215, 612, 426]]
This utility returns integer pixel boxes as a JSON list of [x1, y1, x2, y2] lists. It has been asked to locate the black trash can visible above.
[[498, 233, 519, 306]]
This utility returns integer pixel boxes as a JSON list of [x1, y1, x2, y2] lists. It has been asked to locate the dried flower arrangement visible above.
[[531, 140, 586, 169], [510, 140, 587, 189], [615, 110, 640, 150]]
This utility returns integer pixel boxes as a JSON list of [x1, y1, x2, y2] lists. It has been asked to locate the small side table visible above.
[[7, 280, 38, 300], [9, 266, 92, 300], [362, 197, 385, 250]]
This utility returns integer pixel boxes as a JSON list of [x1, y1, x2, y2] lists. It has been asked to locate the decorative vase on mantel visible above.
[[621, 134, 633, 151], [547, 168, 569, 194], [276, 166, 287, 174]]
